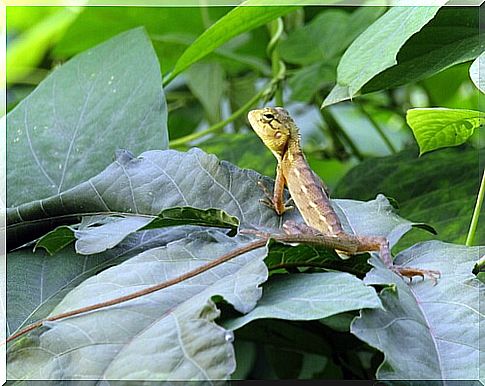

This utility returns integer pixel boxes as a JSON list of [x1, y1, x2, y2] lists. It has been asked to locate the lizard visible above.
[[248, 106, 440, 283]]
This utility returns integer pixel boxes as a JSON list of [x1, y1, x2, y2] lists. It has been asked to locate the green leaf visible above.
[[223, 272, 381, 331], [187, 61, 225, 123], [166, 0, 298, 84], [6, 8, 80, 84], [280, 10, 349, 65], [288, 62, 336, 103], [323, 7, 440, 107], [7, 28, 168, 207], [363, 8, 484, 94], [7, 231, 269, 381], [352, 241, 483, 380], [34, 225, 75, 255], [406, 108, 485, 154], [324, 8, 483, 106], [334, 147, 485, 249], [470, 52, 484, 93], [143, 207, 239, 234], [6, 148, 291, 249]]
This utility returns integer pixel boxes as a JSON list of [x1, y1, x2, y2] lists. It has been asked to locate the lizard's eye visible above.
[[263, 113, 274, 120]]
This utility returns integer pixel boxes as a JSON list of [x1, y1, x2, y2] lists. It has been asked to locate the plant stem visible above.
[[465, 168, 485, 246], [169, 88, 265, 148], [357, 104, 397, 154], [267, 18, 285, 106]]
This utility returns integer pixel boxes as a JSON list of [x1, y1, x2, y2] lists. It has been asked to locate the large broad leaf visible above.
[[223, 272, 381, 331], [352, 241, 483, 380], [406, 108, 485, 154], [165, 0, 298, 84], [334, 147, 485, 249], [324, 7, 483, 106], [7, 227, 193, 335], [323, 7, 440, 106], [7, 28, 168, 207], [7, 231, 269, 380]]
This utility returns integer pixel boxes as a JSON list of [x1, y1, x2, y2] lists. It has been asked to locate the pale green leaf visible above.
[[406, 108, 485, 155], [223, 272, 381, 331], [470, 52, 485, 93], [337, 7, 439, 97]]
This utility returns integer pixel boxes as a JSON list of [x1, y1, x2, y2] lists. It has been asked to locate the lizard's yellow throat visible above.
[[248, 107, 293, 158]]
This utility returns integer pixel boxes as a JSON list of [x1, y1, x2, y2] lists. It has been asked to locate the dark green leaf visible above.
[[7, 28, 168, 207], [352, 241, 483, 380], [166, 1, 298, 83], [280, 10, 349, 65], [143, 207, 239, 234], [323, 7, 440, 106], [334, 147, 485, 249], [187, 61, 225, 123], [34, 225, 75, 255], [406, 108, 485, 154], [363, 8, 484, 94]]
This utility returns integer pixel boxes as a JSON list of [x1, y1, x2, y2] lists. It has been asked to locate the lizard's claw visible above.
[[257, 181, 294, 214], [392, 266, 441, 286]]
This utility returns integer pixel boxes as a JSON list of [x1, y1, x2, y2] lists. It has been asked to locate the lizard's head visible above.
[[248, 107, 299, 158]]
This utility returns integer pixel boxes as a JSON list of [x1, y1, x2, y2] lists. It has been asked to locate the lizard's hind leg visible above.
[[355, 234, 441, 285]]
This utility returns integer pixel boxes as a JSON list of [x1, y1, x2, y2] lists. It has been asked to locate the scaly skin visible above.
[[248, 106, 440, 283]]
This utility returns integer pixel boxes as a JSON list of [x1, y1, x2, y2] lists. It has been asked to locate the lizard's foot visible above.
[[391, 266, 441, 286], [355, 235, 441, 285], [257, 181, 294, 214]]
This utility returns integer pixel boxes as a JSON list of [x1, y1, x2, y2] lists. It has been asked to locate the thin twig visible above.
[[356, 104, 397, 154], [169, 88, 265, 148], [466, 168, 485, 246]]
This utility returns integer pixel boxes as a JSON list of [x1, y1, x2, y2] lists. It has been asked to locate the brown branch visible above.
[[5, 232, 360, 345]]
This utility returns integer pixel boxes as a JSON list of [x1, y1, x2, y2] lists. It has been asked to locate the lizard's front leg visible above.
[[259, 164, 293, 215]]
